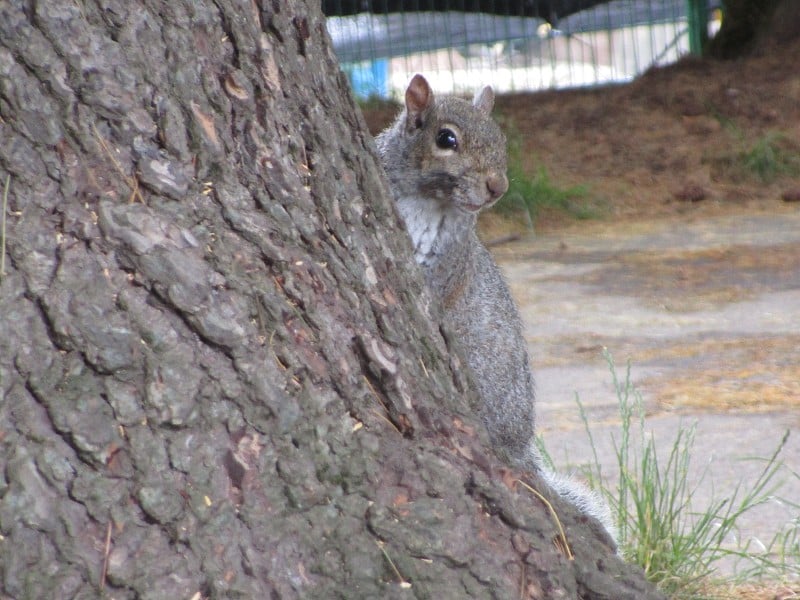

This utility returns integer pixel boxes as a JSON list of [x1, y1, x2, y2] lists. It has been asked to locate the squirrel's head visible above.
[[392, 74, 509, 213]]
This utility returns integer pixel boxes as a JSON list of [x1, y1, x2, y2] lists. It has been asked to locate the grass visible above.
[[550, 350, 799, 599], [499, 162, 598, 220], [494, 126, 601, 222], [707, 128, 800, 184], [741, 133, 800, 183]]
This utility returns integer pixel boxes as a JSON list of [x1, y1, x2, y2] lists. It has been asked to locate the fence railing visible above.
[[325, 0, 719, 98]]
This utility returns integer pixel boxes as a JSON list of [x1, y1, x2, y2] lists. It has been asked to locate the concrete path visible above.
[[493, 210, 800, 575]]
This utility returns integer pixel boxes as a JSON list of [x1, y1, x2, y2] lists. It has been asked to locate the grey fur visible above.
[[376, 75, 617, 545]]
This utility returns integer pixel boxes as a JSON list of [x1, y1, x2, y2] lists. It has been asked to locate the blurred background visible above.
[[325, 0, 722, 98]]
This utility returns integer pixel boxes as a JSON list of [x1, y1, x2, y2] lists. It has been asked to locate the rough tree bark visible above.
[[0, 1, 663, 598]]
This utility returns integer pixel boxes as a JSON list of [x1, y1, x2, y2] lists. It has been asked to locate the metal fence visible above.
[[325, 0, 719, 98]]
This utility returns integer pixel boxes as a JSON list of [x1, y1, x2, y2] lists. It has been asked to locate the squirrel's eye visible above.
[[436, 128, 458, 150]]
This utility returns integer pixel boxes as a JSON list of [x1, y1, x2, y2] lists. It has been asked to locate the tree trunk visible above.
[[707, 0, 796, 58], [0, 1, 662, 598]]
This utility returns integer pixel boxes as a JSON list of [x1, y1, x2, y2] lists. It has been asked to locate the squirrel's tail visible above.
[[523, 441, 619, 549]]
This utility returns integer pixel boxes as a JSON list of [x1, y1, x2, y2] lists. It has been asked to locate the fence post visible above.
[[686, 0, 710, 55]]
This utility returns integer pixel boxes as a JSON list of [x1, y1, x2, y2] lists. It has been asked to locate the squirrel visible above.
[[375, 74, 616, 545]]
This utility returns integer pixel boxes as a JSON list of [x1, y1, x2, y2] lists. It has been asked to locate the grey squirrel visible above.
[[376, 74, 616, 545]]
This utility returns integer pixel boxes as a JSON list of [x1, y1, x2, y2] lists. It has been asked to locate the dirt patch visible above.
[[641, 335, 800, 411], [577, 242, 800, 310]]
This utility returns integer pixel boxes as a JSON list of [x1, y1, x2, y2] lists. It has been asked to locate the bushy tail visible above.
[[523, 441, 619, 548]]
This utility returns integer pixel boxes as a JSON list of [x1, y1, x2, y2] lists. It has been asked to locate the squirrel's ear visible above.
[[405, 74, 434, 131], [473, 86, 495, 114]]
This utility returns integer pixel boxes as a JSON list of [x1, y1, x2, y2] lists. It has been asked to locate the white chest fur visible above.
[[395, 195, 447, 266]]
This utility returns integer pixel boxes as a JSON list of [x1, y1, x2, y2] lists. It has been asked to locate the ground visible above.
[[362, 40, 800, 599], [495, 211, 800, 599], [492, 42, 800, 231]]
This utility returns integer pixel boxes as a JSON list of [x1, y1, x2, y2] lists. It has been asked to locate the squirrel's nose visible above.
[[487, 172, 509, 200]]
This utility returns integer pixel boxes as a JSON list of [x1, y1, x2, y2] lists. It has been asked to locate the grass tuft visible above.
[[555, 350, 799, 598], [499, 162, 597, 220], [709, 130, 800, 184], [742, 133, 800, 183], [494, 123, 601, 222]]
